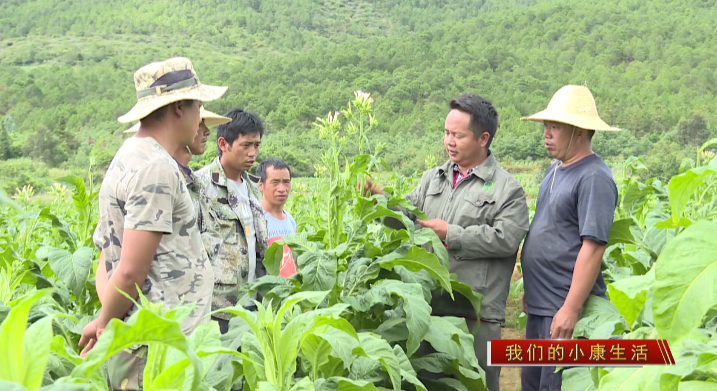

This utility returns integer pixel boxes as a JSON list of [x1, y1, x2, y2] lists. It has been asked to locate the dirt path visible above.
[[500, 297, 524, 391]]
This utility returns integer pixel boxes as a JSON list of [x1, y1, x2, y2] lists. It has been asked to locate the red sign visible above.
[[268, 237, 297, 278], [488, 339, 674, 366]]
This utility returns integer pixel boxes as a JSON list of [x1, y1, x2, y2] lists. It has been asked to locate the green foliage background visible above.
[[1, 0, 716, 192]]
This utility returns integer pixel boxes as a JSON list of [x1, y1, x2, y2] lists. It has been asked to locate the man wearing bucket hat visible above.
[[79, 57, 227, 390], [519, 85, 619, 390], [93, 107, 232, 305]]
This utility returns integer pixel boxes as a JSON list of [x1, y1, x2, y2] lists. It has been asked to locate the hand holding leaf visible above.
[[416, 219, 448, 241], [78, 318, 104, 357]]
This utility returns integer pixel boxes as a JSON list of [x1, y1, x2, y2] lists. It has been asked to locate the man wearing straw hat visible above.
[[519, 85, 619, 390], [78, 57, 227, 390]]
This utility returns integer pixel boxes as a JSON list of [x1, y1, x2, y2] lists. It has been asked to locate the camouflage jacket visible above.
[[194, 157, 268, 320], [176, 160, 208, 233]]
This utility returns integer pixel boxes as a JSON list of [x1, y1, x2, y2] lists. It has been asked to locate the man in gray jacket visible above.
[[363, 93, 530, 391]]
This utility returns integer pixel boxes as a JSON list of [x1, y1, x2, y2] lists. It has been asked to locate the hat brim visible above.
[[123, 107, 231, 133], [118, 84, 228, 124], [520, 109, 620, 131], [201, 108, 231, 127]]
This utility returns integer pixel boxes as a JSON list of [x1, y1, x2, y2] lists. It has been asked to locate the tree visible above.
[[676, 111, 712, 147], [0, 116, 12, 159]]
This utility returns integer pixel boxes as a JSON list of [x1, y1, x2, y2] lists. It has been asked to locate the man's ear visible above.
[[170, 101, 183, 119], [259, 182, 265, 193], [217, 136, 228, 154], [480, 132, 490, 148]]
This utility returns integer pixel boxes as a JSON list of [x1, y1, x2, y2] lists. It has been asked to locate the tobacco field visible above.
[[1, 93, 716, 391]]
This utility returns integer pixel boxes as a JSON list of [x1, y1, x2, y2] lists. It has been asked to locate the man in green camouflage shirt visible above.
[[195, 108, 269, 334], [79, 57, 227, 391], [94, 108, 231, 302]]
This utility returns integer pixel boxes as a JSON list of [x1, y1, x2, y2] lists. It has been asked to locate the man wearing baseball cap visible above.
[[519, 85, 619, 390], [79, 57, 227, 390]]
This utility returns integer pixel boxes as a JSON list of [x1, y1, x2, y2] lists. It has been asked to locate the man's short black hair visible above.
[[449, 93, 499, 147], [216, 108, 264, 156], [256, 158, 292, 183]]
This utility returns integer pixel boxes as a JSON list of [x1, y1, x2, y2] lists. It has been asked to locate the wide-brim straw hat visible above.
[[520, 85, 620, 131], [123, 107, 231, 133], [118, 57, 228, 124]]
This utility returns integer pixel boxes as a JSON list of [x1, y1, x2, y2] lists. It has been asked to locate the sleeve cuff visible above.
[[446, 224, 463, 252]]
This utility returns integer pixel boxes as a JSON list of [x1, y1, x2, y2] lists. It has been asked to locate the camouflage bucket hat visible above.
[[118, 57, 228, 124], [123, 107, 231, 133]]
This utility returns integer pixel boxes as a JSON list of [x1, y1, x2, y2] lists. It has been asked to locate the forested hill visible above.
[[1, 0, 716, 193]]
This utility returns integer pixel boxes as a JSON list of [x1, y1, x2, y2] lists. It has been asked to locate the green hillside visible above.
[[1, 0, 716, 193]]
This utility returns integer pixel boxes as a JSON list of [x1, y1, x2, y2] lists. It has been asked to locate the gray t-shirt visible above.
[[521, 154, 617, 317], [265, 210, 297, 239], [228, 179, 257, 283]]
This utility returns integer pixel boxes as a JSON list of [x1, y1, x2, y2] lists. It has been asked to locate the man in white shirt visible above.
[[256, 158, 297, 277]]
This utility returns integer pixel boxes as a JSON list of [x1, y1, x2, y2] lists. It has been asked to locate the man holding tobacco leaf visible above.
[[361, 93, 530, 391]]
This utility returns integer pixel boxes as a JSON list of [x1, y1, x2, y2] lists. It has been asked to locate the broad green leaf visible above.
[[37, 381, 91, 391], [290, 377, 316, 391], [348, 356, 383, 383], [0, 289, 53, 388], [653, 221, 717, 342], [21, 316, 53, 390], [420, 378, 467, 391], [679, 381, 717, 391], [410, 353, 454, 373], [37, 209, 78, 252], [449, 278, 483, 334], [572, 295, 626, 339], [338, 220, 368, 258], [655, 217, 693, 229], [274, 291, 334, 386], [315, 377, 378, 391], [299, 251, 338, 292], [257, 381, 281, 391], [377, 246, 452, 297], [597, 366, 658, 391], [668, 166, 717, 222], [392, 266, 434, 303], [386, 196, 427, 221], [37, 246, 93, 298], [319, 356, 344, 379], [607, 218, 640, 247], [152, 347, 243, 391], [314, 327, 360, 370], [621, 181, 655, 218], [422, 317, 479, 369], [0, 381, 28, 391], [374, 318, 409, 343], [342, 258, 380, 298], [561, 368, 597, 391], [250, 276, 297, 303], [346, 280, 430, 357], [363, 205, 416, 236], [607, 268, 655, 329], [392, 345, 427, 391], [71, 309, 202, 391], [354, 334, 401, 391], [412, 228, 449, 266], [300, 335, 332, 380]]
